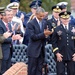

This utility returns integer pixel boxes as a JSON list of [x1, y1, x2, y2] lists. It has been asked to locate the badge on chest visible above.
[[57, 30, 62, 40]]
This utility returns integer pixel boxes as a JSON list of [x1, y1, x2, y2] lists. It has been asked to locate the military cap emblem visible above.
[[56, 6, 59, 9], [64, 12, 67, 15], [52, 22, 56, 28]]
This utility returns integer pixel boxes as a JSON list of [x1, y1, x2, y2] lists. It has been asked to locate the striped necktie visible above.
[[6, 23, 9, 31]]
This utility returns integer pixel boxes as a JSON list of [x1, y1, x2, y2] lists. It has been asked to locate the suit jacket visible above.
[[0, 20, 12, 60], [0, 34, 5, 59], [27, 18, 47, 58], [52, 24, 75, 60]]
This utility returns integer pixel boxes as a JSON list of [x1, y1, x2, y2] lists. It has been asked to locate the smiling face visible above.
[[60, 17, 70, 25], [36, 12, 45, 21], [53, 11, 60, 19], [5, 10, 13, 22]]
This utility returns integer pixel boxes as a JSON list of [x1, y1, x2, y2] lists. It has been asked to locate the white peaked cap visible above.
[[6, 3, 14, 9], [6, 2, 19, 9], [57, 2, 68, 6]]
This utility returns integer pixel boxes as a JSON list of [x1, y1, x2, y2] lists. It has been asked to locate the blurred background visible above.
[[0, 0, 75, 17]]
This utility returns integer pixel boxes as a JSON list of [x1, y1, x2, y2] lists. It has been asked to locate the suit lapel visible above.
[[34, 18, 45, 32], [1, 20, 7, 31], [34, 18, 40, 32]]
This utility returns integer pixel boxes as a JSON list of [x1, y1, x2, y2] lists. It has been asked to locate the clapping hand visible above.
[[3, 31, 12, 39], [20, 13, 24, 22], [56, 53, 63, 62], [72, 53, 75, 61], [44, 25, 53, 37]]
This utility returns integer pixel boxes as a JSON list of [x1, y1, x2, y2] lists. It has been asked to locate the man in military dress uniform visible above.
[[52, 11, 75, 75], [45, 5, 62, 44], [48, 5, 62, 29], [10, 0, 26, 28]]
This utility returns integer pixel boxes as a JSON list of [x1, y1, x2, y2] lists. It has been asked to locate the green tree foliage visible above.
[[0, 0, 70, 13], [42, 0, 70, 13]]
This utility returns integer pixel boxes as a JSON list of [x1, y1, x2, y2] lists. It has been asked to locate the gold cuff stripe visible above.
[[53, 47, 58, 52]]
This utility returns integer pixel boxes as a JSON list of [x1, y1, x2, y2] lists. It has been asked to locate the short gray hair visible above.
[[36, 7, 45, 14]]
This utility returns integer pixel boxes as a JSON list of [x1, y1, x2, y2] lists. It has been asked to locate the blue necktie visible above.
[[39, 21, 42, 32]]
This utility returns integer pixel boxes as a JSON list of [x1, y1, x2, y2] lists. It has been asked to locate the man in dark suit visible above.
[[52, 11, 75, 75], [23, 0, 42, 45], [0, 9, 13, 74], [0, 32, 12, 75], [0, 7, 13, 75], [27, 7, 53, 75]]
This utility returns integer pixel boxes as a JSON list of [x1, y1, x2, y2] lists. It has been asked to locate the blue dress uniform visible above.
[[10, 0, 26, 28], [70, 18, 75, 25], [46, 5, 62, 44], [48, 5, 62, 28], [52, 11, 75, 75]]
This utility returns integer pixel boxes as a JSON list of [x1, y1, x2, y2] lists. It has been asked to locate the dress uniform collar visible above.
[[62, 24, 69, 30], [52, 16, 59, 21]]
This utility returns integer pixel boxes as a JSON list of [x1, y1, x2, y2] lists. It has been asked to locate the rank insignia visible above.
[[52, 23, 56, 28], [71, 27, 75, 33], [57, 30, 62, 36]]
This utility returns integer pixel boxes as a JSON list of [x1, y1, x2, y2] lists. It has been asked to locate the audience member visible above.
[[27, 7, 53, 75], [52, 11, 75, 75]]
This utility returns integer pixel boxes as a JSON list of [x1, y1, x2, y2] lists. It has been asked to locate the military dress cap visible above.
[[9, 5, 18, 9], [7, 2, 19, 9], [10, 0, 20, 3], [0, 7, 5, 14], [52, 5, 62, 13], [57, 2, 68, 9], [59, 11, 71, 19], [29, 0, 42, 8]]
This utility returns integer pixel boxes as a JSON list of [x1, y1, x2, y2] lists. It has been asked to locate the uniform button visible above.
[[67, 44, 69, 45], [67, 37, 68, 39], [67, 34, 68, 36], [67, 40, 69, 42]]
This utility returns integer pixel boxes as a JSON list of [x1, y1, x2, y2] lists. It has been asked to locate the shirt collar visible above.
[[63, 24, 69, 29], [36, 17, 40, 24], [2, 20, 7, 26]]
